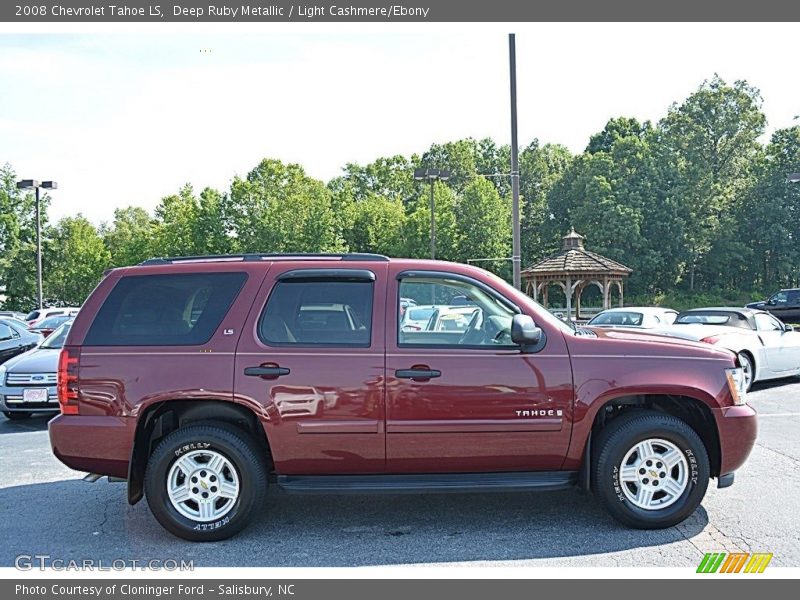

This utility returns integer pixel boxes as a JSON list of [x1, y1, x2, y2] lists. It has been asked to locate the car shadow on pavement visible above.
[[0, 478, 709, 567], [0, 413, 54, 435], [751, 376, 800, 393]]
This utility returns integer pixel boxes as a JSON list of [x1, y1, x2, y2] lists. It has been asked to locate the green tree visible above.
[[518, 142, 573, 265], [402, 181, 458, 260], [103, 206, 155, 267], [44, 215, 110, 306], [454, 177, 510, 275], [741, 126, 800, 289], [0, 163, 50, 310], [659, 75, 766, 290], [228, 159, 344, 253], [342, 193, 407, 256]]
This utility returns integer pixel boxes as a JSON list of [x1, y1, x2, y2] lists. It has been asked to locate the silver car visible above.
[[0, 322, 71, 420]]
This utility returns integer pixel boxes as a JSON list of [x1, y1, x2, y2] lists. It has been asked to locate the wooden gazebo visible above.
[[521, 228, 632, 320]]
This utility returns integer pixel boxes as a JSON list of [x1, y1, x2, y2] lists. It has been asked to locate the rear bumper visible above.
[[48, 414, 135, 479], [715, 404, 758, 477]]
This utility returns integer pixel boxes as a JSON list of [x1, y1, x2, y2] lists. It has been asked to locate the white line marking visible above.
[[754, 412, 800, 418]]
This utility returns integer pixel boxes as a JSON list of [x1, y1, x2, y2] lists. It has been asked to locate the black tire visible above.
[[737, 352, 755, 392], [144, 421, 268, 542], [3, 411, 31, 420], [592, 410, 710, 529]]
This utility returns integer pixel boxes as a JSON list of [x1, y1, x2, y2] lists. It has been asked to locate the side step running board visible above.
[[277, 471, 577, 495]]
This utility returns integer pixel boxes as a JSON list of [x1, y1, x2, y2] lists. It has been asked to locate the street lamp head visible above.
[[41, 181, 58, 190], [16, 179, 40, 190], [787, 173, 800, 184], [413, 168, 451, 182]]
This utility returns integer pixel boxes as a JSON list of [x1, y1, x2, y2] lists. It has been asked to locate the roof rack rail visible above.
[[139, 252, 390, 266]]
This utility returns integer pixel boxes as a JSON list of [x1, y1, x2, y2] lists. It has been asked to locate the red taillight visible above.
[[57, 347, 80, 415], [700, 335, 722, 344]]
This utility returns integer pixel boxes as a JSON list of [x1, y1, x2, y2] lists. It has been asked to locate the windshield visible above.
[[38, 315, 70, 329], [588, 311, 644, 326], [41, 323, 71, 349], [407, 307, 435, 321], [674, 311, 752, 329]]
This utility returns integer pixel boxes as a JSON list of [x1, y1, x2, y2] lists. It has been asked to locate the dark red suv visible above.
[[49, 253, 757, 541]]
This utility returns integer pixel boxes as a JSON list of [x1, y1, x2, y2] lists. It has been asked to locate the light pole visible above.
[[16, 179, 57, 310], [413, 168, 451, 260], [509, 33, 522, 290]]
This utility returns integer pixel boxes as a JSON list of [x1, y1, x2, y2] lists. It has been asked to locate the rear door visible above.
[[384, 267, 574, 473], [234, 262, 387, 475]]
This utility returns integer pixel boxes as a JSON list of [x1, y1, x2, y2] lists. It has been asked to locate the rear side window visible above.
[[84, 272, 247, 346], [258, 280, 373, 347]]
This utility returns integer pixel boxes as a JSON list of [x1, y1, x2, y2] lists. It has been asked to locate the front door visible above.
[[385, 268, 574, 473], [234, 263, 387, 474], [755, 312, 800, 373]]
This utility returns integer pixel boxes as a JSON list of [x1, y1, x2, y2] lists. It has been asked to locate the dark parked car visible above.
[[747, 289, 800, 323], [0, 322, 70, 420], [0, 318, 43, 365], [49, 253, 755, 541]]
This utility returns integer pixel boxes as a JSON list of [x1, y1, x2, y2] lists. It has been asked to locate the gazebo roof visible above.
[[521, 228, 632, 277]]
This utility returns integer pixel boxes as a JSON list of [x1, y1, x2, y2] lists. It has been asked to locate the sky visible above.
[[1, 23, 798, 224]]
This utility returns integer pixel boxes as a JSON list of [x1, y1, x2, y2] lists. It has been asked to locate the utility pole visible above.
[[509, 33, 522, 289]]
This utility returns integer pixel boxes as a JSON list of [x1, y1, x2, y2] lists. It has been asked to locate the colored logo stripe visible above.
[[744, 553, 773, 573], [697, 552, 773, 573]]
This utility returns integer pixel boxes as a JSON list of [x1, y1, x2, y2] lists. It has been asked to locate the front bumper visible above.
[[715, 403, 758, 478], [0, 384, 59, 413], [49, 414, 135, 479]]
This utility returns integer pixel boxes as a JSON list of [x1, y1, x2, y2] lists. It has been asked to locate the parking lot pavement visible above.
[[1, 377, 798, 569]]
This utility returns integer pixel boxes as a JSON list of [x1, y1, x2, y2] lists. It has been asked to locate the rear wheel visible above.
[[592, 410, 709, 529], [144, 422, 268, 541], [3, 411, 31, 420]]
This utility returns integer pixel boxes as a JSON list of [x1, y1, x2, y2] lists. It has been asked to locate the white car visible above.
[[25, 307, 80, 328], [657, 307, 800, 390], [400, 305, 438, 332], [586, 306, 678, 329], [425, 306, 481, 332]]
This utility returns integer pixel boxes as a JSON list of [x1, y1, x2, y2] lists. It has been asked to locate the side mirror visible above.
[[511, 314, 543, 347], [785, 324, 794, 332]]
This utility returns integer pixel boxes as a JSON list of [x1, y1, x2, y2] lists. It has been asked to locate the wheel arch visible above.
[[578, 393, 722, 490], [127, 399, 271, 505]]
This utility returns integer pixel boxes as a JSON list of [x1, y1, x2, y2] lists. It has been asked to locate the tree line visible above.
[[1, 75, 798, 311]]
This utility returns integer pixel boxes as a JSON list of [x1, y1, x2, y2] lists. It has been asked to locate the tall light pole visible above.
[[16, 179, 57, 310], [413, 168, 451, 259], [509, 33, 522, 290]]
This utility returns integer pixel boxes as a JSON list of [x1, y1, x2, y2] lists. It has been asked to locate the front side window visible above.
[[769, 292, 788, 305], [259, 280, 373, 347], [84, 272, 247, 346], [398, 276, 516, 347], [755, 313, 783, 332]]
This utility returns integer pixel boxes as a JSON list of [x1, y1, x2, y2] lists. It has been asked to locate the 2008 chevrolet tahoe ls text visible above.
[[48, 253, 756, 541]]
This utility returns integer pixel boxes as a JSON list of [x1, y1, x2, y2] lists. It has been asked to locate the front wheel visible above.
[[144, 422, 268, 541], [737, 352, 754, 391], [592, 410, 710, 529]]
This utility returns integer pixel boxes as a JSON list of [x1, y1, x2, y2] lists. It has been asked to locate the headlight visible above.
[[724, 367, 747, 406], [0, 365, 6, 385]]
